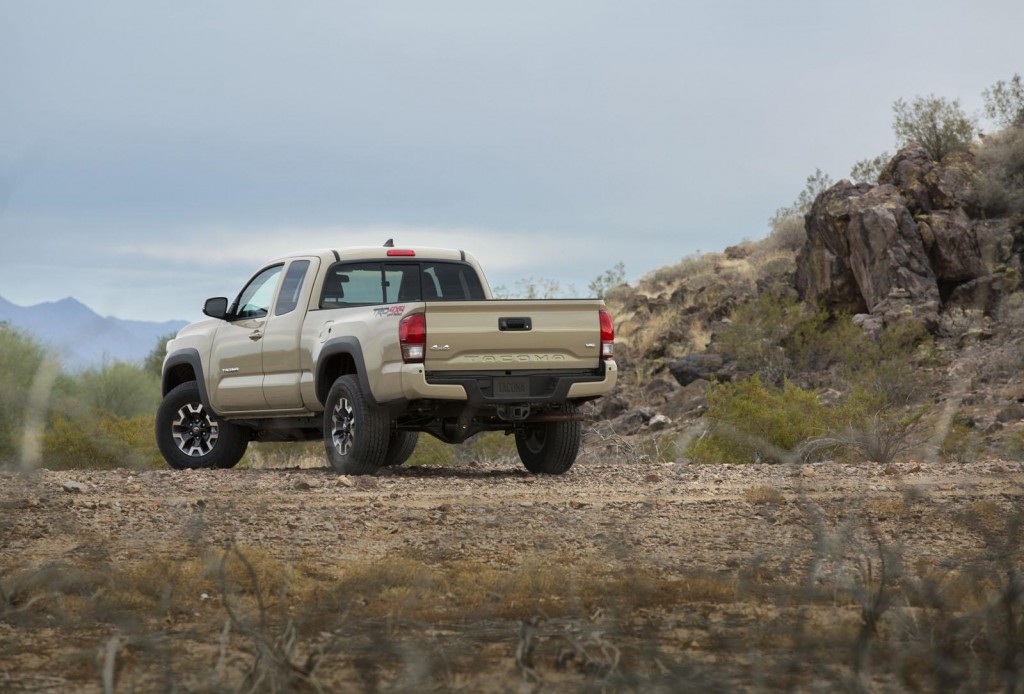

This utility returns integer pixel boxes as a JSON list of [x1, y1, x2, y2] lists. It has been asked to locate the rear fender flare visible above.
[[315, 337, 376, 407]]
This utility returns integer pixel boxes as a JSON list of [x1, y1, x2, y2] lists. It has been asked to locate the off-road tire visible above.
[[382, 431, 419, 467], [323, 375, 390, 475], [156, 381, 248, 469], [515, 404, 582, 475]]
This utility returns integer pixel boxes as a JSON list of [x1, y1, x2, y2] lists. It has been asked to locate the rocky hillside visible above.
[[599, 127, 1024, 461]]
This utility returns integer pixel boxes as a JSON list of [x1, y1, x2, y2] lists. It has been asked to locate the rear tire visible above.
[[515, 404, 581, 475], [156, 381, 248, 469], [382, 431, 419, 467], [323, 375, 390, 475]]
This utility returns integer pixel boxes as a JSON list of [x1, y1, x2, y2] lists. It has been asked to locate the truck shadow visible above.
[[381, 464, 535, 480]]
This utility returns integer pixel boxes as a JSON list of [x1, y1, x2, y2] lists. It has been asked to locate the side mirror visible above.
[[203, 297, 229, 319]]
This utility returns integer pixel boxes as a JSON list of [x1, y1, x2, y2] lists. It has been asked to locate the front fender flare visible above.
[[162, 348, 215, 413]]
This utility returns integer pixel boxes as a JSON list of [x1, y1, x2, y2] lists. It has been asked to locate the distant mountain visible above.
[[0, 296, 188, 371]]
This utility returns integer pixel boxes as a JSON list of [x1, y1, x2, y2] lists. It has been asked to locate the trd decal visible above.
[[373, 305, 406, 317]]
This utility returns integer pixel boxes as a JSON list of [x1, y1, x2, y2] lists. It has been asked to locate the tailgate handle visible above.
[[499, 317, 532, 331]]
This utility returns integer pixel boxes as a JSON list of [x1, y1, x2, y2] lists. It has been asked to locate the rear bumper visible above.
[[399, 361, 617, 403]]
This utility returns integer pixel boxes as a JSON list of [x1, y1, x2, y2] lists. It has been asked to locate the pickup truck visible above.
[[156, 242, 618, 475]]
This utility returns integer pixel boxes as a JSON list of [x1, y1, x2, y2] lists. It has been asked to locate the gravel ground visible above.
[[1, 457, 1022, 691]]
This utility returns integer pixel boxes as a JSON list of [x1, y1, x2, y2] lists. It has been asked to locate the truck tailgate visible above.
[[422, 300, 604, 372]]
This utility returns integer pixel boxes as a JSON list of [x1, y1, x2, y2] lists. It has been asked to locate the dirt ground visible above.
[[2, 456, 1022, 692]]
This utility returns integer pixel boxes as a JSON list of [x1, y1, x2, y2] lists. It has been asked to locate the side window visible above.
[[234, 265, 284, 319], [320, 263, 384, 308], [274, 260, 310, 316]]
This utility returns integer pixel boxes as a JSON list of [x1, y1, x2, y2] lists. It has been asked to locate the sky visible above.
[[1, 1, 1021, 322]]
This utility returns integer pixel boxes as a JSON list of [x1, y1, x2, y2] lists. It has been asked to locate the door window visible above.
[[234, 265, 284, 319]]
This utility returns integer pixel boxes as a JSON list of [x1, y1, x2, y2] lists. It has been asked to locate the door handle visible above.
[[249, 330, 263, 341]]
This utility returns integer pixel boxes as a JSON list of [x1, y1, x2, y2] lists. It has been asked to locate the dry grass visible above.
[[864, 496, 905, 520], [743, 484, 785, 505]]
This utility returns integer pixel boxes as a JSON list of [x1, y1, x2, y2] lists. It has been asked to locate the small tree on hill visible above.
[[767, 168, 833, 250], [850, 151, 891, 184], [588, 262, 626, 299], [982, 73, 1024, 128], [892, 95, 975, 161], [144, 332, 176, 378]]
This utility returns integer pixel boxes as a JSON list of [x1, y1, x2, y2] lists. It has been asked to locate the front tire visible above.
[[323, 375, 390, 475], [515, 404, 582, 475], [156, 381, 248, 469]]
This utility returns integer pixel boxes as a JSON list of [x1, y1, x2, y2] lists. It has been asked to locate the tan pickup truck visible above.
[[156, 242, 617, 475]]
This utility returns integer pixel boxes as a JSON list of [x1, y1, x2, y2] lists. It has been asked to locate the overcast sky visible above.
[[1, 1, 1021, 321]]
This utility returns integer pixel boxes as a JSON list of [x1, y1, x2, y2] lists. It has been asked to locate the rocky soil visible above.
[[2, 456, 1022, 691]]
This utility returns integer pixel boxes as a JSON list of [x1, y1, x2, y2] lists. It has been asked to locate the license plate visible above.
[[494, 377, 530, 398]]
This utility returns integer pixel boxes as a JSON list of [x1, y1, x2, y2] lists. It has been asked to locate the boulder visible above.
[[798, 180, 940, 328], [879, 144, 977, 214], [667, 353, 725, 386], [796, 144, 1017, 331]]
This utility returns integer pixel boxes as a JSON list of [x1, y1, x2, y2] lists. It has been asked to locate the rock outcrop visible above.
[[796, 144, 1018, 330]]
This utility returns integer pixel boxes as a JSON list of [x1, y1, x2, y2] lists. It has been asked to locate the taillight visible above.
[[387, 249, 416, 257], [599, 310, 614, 359], [399, 313, 426, 363]]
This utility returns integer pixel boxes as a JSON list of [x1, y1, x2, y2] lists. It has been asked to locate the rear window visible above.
[[319, 261, 485, 308]]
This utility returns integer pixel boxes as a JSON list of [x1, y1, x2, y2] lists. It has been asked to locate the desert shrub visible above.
[[72, 361, 161, 419], [462, 430, 517, 462], [641, 251, 721, 287], [492, 277, 577, 299], [982, 73, 1024, 128], [686, 371, 920, 465], [588, 261, 626, 299], [847, 319, 936, 405], [716, 294, 829, 382], [892, 94, 975, 161], [804, 405, 926, 464], [687, 375, 833, 464], [975, 125, 1024, 216], [246, 441, 324, 469], [764, 215, 806, 253], [939, 415, 983, 463], [772, 168, 834, 221], [407, 433, 456, 467], [1006, 427, 1024, 459], [850, 151, 891, 184], [0, 325, 70, 464], [144, 331, 177, 378], [43, 412, 162, 470]]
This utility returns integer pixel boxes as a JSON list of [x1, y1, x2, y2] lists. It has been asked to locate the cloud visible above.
[[113, 222, 610, 274]]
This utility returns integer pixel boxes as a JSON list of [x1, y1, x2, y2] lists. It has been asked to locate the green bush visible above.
[[0, 325, 67, 464], [408, 433, 456, 467], [588, 262, 627, 299], [975, 125, 1024, 216], [983, 73, 1024, 128], [687, 375, 832, 464], [892, 94, 975, 161], [72, 361, 161, 419], [850, 151, 891, 184], [144, 331, 177, 378], [245, 441, 324, 469], [43, 412, 162, 470], [715, 294, 830, 381], [686, 375, 918, 465]]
